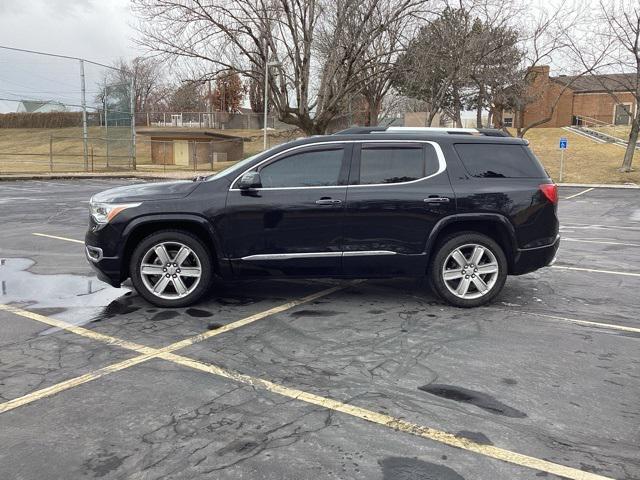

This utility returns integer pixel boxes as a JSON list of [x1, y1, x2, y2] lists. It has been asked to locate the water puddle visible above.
[[0, 257, 130, 331]]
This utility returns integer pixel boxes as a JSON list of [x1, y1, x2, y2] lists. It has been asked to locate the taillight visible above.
[[539, 183, 558, 204]]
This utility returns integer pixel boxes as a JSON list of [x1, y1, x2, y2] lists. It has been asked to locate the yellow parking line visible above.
[[0, 304, 156, 354], [520, 311, 640, 334], [0, 282, 352, 413], [32, 232, 84, 244], [0, 354, 154, 414], [0, 304, 614, 480], [158, 351, 613, 480], [564, 187, 594, 200], [552, 265, 640, 278], [563, 238, 640, 247]]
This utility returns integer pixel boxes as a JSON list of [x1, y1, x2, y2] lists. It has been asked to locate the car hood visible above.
[[91, 180, 200, 203]]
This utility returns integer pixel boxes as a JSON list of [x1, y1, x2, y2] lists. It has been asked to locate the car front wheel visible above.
[[429, 232, 507, 308], [129, 230, 212, 307]]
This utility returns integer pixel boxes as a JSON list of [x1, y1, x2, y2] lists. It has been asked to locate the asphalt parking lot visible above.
[[1, 179, 639, 480]]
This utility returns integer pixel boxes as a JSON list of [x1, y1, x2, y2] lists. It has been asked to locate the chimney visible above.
[[529, 65, 550, 78]]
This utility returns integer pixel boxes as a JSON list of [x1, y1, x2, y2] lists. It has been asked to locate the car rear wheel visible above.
[[130, 230, 212, 307], [429, 232, 507, 308]]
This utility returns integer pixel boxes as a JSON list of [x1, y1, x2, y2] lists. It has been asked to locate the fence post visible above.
[[79, 59, 89, 171], [163, 141, 167, 173], [130, 76, 136, 171], [49, 136, 53, 172], [193, 141, 197, 172]]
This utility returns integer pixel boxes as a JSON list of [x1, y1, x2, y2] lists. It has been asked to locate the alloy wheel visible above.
[[442, 243, 499, 300], [139, 241, 202, 299]]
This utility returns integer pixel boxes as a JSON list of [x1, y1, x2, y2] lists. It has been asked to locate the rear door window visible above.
[[356, 144, 439, 185], [454, 143, 546, 178]]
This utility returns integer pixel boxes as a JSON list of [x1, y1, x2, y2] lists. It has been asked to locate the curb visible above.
[[558, 183, 639, 189], [0, 172, 214, 181]]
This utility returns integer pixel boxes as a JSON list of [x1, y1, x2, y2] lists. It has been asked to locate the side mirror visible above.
[[238, 171, 262, 190]]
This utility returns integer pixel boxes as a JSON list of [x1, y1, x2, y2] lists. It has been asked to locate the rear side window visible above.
[[259, 148, 344, 188], [454, 143, 546, 178], [357, 144, 439, 185]]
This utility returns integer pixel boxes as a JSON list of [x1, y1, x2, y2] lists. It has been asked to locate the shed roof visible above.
[[137, 128, 244, 140]]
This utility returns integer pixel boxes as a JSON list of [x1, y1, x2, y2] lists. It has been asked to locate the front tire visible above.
[[129, 230, 212, 308], [429, 232, 507, 308]]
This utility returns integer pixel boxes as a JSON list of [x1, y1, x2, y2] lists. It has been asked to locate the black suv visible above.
[[85, 127, 559, 308]]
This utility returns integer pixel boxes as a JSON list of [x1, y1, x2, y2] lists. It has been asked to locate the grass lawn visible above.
[[517, 127, 639, 185], [2, 125, 638, 184], [0, 127, 299, 174]]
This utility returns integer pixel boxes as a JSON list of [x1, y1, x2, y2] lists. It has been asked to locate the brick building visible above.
[[505, 66, 637, 128]]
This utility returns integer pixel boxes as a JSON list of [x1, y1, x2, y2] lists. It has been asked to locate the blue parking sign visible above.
[[559, 137, 568, 149]]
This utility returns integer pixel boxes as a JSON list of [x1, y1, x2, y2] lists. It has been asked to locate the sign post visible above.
[[559, 137, 568, 182]]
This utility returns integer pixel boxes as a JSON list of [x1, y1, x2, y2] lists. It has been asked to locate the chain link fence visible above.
[[0, 46, 135, 174]]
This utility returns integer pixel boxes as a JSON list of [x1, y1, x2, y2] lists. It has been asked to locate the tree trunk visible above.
[[427, 110, 438, 127], [476, 84, 485, 128], [620, 114, 639, 172], [367, 98, 381, 127]]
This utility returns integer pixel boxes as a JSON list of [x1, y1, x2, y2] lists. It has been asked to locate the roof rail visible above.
[[333, 126, 389, 135], [333, 126, 511, 137]]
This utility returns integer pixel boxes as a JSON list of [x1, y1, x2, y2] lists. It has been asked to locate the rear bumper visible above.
[[511, 235, 560, 275]]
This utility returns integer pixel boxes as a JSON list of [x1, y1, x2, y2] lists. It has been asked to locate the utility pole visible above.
[[263, 56, 269, 150], [104, 80, 109, 168], [79, 59, 88, 171]]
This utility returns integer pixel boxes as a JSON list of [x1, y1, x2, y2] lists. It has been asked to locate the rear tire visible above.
[[129, 230, 212, 308], [429, 232, 507, 308]]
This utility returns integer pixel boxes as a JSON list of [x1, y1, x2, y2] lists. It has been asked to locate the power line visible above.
[[0, 45, 128, 75]]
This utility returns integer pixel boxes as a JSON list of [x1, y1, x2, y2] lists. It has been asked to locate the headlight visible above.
[[89, 200, 141, 224]]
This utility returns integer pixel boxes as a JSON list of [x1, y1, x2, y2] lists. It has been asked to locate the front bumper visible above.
[[511, 235, 560, 275], [85, 227, 124, 288]]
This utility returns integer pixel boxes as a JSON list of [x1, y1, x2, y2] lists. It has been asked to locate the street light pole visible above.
[[263, 60, 281, 150]]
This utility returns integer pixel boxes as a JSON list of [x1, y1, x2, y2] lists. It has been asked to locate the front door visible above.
[[224, 144, 351, 277], [614, 104, 631, 125], [342, 141, 455, 276]]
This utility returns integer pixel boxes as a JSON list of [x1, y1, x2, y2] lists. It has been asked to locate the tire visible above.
[[129, 230, 213, 308], [429, 232, 507, 308]]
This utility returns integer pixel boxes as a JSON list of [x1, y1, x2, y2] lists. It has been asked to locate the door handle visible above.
[[423, 197, 450, 204], [315, 199, 342, 205]]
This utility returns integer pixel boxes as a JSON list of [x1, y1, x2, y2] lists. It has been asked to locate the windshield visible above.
[[206, 144, 282, 181]]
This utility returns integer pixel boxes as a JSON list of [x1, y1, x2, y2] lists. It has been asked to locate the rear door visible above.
[[224, 144, 351, 277], [342, 141, 456, 276]]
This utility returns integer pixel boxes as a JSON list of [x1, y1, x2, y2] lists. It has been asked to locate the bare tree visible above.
[[507, 1, 602, 138], [574, 0, 640, 172], [132, 0, 423, 135], [98, 57, 166, 113]]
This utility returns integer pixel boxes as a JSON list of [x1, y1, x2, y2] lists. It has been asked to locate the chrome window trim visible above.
[[229, 140, 447, 191], [240, 250, 398, 261]]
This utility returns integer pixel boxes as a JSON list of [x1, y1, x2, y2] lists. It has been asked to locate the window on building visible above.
[[503, 117, 514, 127]]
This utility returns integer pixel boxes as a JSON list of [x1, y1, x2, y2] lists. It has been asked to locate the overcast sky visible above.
[[0, 0, 137, 112], [0, 0, 589, 114]]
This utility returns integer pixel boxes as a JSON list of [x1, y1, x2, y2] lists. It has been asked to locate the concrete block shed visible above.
[[137, 129, 244, 167]]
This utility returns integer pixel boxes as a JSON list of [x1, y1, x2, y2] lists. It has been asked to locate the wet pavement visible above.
[[0, 179, 639, 480]]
